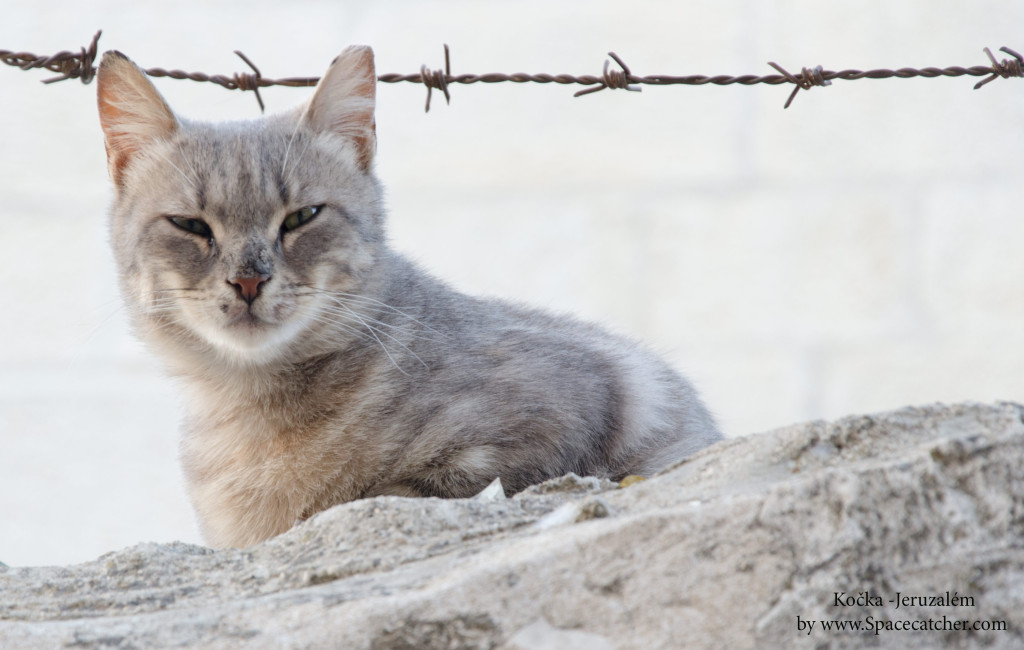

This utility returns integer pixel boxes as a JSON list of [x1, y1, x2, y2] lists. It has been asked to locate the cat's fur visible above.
[[96, 46, 721, 548]]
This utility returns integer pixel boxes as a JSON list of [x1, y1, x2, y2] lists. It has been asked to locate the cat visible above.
[[96, 45, 722, 548]]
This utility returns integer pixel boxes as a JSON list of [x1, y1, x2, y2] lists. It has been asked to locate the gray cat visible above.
[[96, 46, 721, 548]]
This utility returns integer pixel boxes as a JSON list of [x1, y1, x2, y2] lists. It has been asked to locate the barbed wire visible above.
[[1, 30, 1021, 113]]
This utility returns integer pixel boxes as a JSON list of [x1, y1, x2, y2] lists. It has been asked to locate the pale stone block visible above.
[[662, 343, 811, 437], [0, 363, 198, 568], [919, 188, 1024, 335], [821, 338, 1024, 420], [643, 188, 918, 345]]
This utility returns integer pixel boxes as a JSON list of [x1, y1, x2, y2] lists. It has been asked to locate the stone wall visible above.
[[2, 402, 1022, 648]]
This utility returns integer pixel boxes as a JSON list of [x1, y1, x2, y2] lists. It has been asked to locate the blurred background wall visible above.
[[1, 0, 1021, 567]]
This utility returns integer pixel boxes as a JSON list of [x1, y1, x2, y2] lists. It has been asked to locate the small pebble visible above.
[[618, 475, 646, 488]]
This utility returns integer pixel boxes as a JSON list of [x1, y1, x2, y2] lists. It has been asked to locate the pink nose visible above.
[[229, 275, 269, 304]]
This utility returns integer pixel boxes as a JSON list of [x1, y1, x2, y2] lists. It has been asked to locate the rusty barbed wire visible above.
[[2, 30, 1021, 113], [0, 29, 102, 84]]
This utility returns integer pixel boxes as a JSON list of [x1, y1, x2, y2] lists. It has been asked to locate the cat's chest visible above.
[[182, 382, 324, 468], [178, 382, 383, 498], [183, 407, 320, 480]]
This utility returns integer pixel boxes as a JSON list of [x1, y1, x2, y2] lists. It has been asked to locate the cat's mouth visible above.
[[220, 297, 276, 328], [221, 309, 287, 346], [226, 309, 266, 329], [172, 293, 308, 361], [202, 300, 309, 360]]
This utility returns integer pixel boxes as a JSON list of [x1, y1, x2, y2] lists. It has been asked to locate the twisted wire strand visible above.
[[2, 32, 1021, 113], [0, 29, 101, 84]]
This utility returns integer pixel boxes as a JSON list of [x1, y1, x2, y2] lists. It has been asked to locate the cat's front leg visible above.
[[180, 430, 305, 548], [185, 474, 300, 548]]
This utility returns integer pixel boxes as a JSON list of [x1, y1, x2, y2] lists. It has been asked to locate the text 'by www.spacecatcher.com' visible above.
[[796, 592, 1009, 637]]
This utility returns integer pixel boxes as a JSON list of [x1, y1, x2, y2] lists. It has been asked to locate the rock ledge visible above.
[[2, 401, 1022, 649]]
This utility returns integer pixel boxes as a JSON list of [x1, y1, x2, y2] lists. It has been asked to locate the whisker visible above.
[[307, 297, 424, 374], [280, 119, 305, 179], [153, 150, 197, 191], [60, 301, 135, 381], [286, 131, 315, 180], [322, 301, 428, 371], [317, 303, 446, 345], [336, 308, 413, 375], [299, 286, 447, 338], [295, 304, 373, 343], [307, 317, 368, 345], [176, 139, 202, 191]]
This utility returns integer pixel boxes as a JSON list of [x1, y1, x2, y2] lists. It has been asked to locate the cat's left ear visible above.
[[97, 51, 178, 189], [303, 46, 377, 171]]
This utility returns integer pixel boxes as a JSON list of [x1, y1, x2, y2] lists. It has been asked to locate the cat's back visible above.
[[360, 254, 721, 491]]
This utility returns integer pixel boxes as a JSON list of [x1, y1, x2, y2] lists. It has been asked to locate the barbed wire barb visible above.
[[2, 31, 1021, 112], [573, 52, 641, 97], [0, 29, 103, 85], [767, 61, 831, 108], [974, 46, 1023, 90], [419, 44, 452, 113], [44, 29, 100, 84], [231, 50, 266, 113]]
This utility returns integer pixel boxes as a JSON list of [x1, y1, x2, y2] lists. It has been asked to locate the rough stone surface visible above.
[[2, 401, 1022, 649]]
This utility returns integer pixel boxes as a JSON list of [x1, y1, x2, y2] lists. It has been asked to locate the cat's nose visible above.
[[228, 275, 270, 305]]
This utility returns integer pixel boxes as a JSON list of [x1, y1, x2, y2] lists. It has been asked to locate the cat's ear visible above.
[[96, 51, 178, 188], [303, 45, 377, 171]]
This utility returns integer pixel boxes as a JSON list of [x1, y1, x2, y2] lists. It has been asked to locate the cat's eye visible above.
[[166, 216, 213, 239], [281, 205, 323, 233]]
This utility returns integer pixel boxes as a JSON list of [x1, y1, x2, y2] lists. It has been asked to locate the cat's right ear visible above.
[[97, 51, 178, 189]]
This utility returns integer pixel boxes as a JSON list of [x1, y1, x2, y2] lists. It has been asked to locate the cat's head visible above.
[[97, 47, 385, 367]]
